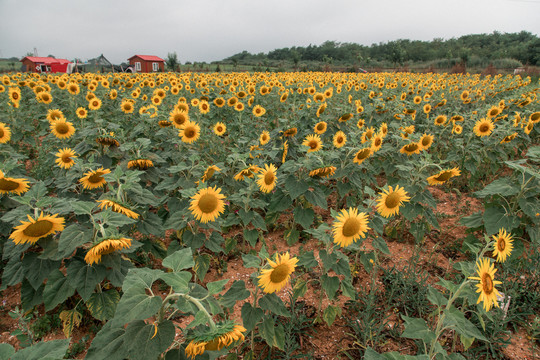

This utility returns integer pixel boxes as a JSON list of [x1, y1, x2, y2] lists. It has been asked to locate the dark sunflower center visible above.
[[0, 129, 4, 138], [316, 124, 325, 131], [385, 192, 401, 209], [264, 171, 275, 185], [342, 218, 361, 237], [374, 138, 381, 146], [61, 154, 72, 163], [270, 264, 289, 283], [422, 137, 431, 146], [357, 149, 370, 160], [185, 128, 196, 138], [497, 238, 506, 252], [405, 144, 418, 152], [174, 115, 186, 125], [0, 178, 20, 191], [205, 339, 221, 351], [434, 171, 452, 182], [482, 273, 494, 294], [436, 117, 444, 124], [309, 141, 318, 149], [198, 194, 218, 214], [479, 124, 490, 133], [217, 126, 223, 132], [88, 173, 104, 184], [22, 220, 53, 237], [337, 137, 344, 144], [55, 123, 69, 134]]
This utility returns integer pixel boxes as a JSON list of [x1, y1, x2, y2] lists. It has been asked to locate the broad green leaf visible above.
[[293, 279, 308, 298], [2, 256, 25, 288], [260, 317, 285, 350], [59, 308, 82, 338], [427, 286, 447, 307], [160, 271, 192, 293], [372, 236, 390, 255], [259, 293, 291, 317], [207, 279, 228, 295], [321, 274, 340, 300], [113, 289, 162, 326], [318, 249, 337, 272], [86, 322, 127, 360], [67, 258, 107, 301], [162, 248, 195, 272], [474, 178, 520, 198], [297, 251, 318, 268], [443, 306, 488, 341], [242, 254, 260, 269], [0, 344, 15, 359], [206, 232, 224, 253], [483, 206, 520, 235], [293, 206, 314, 229], [125, 320, 176, 360], [71, 201, 97, 215], [194, 254, 211, 282], [284, 228, 300, 245], [137, 212, 164, 237], [23, 254, 58, 290], [121, 267, 162, 292], [285, 176, 308, 199], [87, 289, 120, 321], [10, 339, 69, 360], [43, 269, 75, 311], [341, 279, 356, 299], [401, 315, 436, 344], [243, 229, 259, 247], [21, 280, 44, 310], [323, 305, 341, 326], [241, 303, 264, 332], [304, 187, 327, 208], [459, 211, 484, 228], [220, 280, 249, 308]]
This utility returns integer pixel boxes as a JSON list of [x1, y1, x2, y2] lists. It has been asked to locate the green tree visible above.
[[166, 52, 179, 71]]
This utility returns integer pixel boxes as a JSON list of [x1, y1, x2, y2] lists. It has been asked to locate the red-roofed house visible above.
[[21, 57, 72, 73], [128, 55, 165, 73]]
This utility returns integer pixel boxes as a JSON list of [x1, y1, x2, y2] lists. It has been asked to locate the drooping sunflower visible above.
[[185, 321, 246, 358], [234, 165, 261, 181], [309, 166, 336, 178], [50, 119, 76, 139], [84, 237, 132, 265], [97, 199, 139, 219], [79, 167, 111, 190], [473, 118, 495, 137], [179, 121, 201, 144], [96, 135, 120, 148], [332, 207, 370, 248], [400, 143, 422, 156], [314, 121, 327, 135], [0, 122, 12, 143], [427, 167, 461, 185], [259, 131, 270, 145], [10, 212, 65, 245], [189, 186, 226, 223], [492, 229, 513, 263], [333, 131, 347, 148], [46, 109, 65, 123], [376, 185, 411, 218], [201, 165, 221, 183], [169, 109, 189, 128], [468, 258, 502, 312], [258, 252, 298, 293], [524, 120, 534, 135], [257, 164, 277, 193], [127, 159, 154, 170], [252, 105, 266, 117], [55, 148, 77, 169], [158, 120, 172, 128], [282, 127, 297, 137], [530, 111, 540, 124], [338, 113, 354, 123], [500, 133, 517, 144], [0, 170, 30, 195], [353, 148, 372, 165], [316, 103, 327, 117], [302, 134, 323, 153], [418, 134, 434, 150]]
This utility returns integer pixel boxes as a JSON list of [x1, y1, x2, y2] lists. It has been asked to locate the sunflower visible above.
[[376, 185, 411, 218], [309, 166, 336, 178], [96, 135, 120, 148], [371, 134, 383, 152], [252, 105, 266, 117], [338, 113, 354, 123], [473, 118, 495, 137], [0, 170, 30, 195], [127, 159, 154, 170], [283, 127, 297, 137], [316, 103, 327, 117], [213, 97, 225, 107], [159, 120, 172, 128], [413, 96, 422, 104], [379, 122, 388, 137], [280, 93, 288, 102], [121, 100, 134, 114], [332, 207, 370, 247], [460, 91, 469, 101], [8, 87, 21, 107], [97, 199, 139, 219], [169, 109, 189, 129], [199, 100, 210, 114], [84, 237, 132, 265], [258, 252, 298, 293], [468, 258, 502, 312], [333, 131, 347, 148], [50, 119, 76, 139], [10, 212, 65, 245], [427, 167, 461, 185], [353, 148, 372, 165], [524, 120, 534, 135], [314, 121, 327, 135], [259, 131, 270, 145], [234, 102, 245, 111], [185, 321, 246, 358], [76, 107, 88, 119], [201, 165, 221, 183], [79, 168, 111, 190], [486, 106, 501, 118], [500, 133, 517, 144], [492, 229, 513, 263], [418, 134, 434, 150], [257, 164, 277, 193], [0, 123, 12, 143], [423, 104, 431, 115], [47, 109, 65, 123], [234, 165, 261, 181], [302, 134, 323, 153], [37, 91, 53, 104], [179, 121, 201, 144], [434, 115, 447, 126], [55, 148, 77, 169], [529, 111, 540, 124], [453, 125, 463, 134], [400, 143, 421, 156], [88, 97, 102, 111], [356, 119, 365, 129], [189, 186, 226, 223]]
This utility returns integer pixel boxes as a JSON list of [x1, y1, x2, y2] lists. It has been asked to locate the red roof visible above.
[[21, 57, 71, 64], [128, 55, 164, 62]]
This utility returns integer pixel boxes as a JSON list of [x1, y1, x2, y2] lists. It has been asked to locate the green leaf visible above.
[[0, 343, 15, 359], [260, 317, 285, 350], [297, 251, 318, 268], [2, 256, 25, 288], [67, 259, 107, 301], [459, 211, 484, 228], [372, 236, 390, 255], [443, 306, 488, 341], [242, 254, 260, 269], [284, 228, 300, 246], [43, 269, 75, 311], [86, 322, 127, 360], [87, 289, 120, 321], [427, 286, 448, 307], [519, 196, 540, 219], [341, 279, 356, 299], [474, 178, 520, 198], [243, 229, 259, 247], [113, 289, 162, 326], [21, 280, 44, 310], [293, 206, 314, 229], [259, 293, 291, 317], [137, 212, 164, 237], [22, 254, 58, 290], [160, 272, 191, 293], [206, 232, 224, 253], [483, 206, 520, 235], [401, 315, 436, 344], [322, 305, 341, 326], [56, 224, 92, 258], [186, 311, 209, 329], [71, 201, 97, 215], [194, 254, 211, 282], [267, 189, 292, 212], [460, 334, 475, 351], [241, 303, 264, 332], [207, 279, 228, 295], [10, 339, 69, 360], [220, 280, 249, 308], [304, 187, 327, 208], [321, 274, 340, 300], [293, 279, 308, 298], [319, 250, 337, 272], [125, 320, 176, 360], [285, 176, 308, 199], [162, 248, 194, 273], [364, 347, 430, 360]]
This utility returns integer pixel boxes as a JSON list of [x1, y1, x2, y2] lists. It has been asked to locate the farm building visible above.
[[20, 56, 72, 73], [127, 55, 165, 73]]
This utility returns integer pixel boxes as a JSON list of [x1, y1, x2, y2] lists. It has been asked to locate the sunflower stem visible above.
[[181, 294, 217, 331]]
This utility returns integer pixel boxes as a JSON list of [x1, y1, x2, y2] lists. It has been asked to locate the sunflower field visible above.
[[0, 70, 539, 359]]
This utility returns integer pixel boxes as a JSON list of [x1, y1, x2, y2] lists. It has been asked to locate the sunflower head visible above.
[[84, 237, 132, 265], [468, 258, 502, 312], [185, 321, 246, 358], [51, 119, 76, 139], [0, 123, 12, 144], [492, 229, 514, 263], [189, 186, 226, 223], [309, 166, 336, 178], [302, 134, 323, 153], [179, 121, 201, 144], [257, 164, 277, 193], [0, 170, 30, 195], [332, 207, 370, 247], [474, 118, 495, 137], [258, 252, 298, 293], [333, 131, 347, 148], [79, 167, 111, 190], [353, 148, 372, 165], [259, 131, 270, 145], [426, 167, 461, 186], [10, 212, 65, 245], [55, 148, 77, 169], [376, 185, 411, 218]]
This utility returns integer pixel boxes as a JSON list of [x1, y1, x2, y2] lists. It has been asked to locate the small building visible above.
[[20, 57, 72, 73], [127, 55, 165, 73]]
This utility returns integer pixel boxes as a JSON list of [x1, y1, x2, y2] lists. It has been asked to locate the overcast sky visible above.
[[1, 0, 539, 64]]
